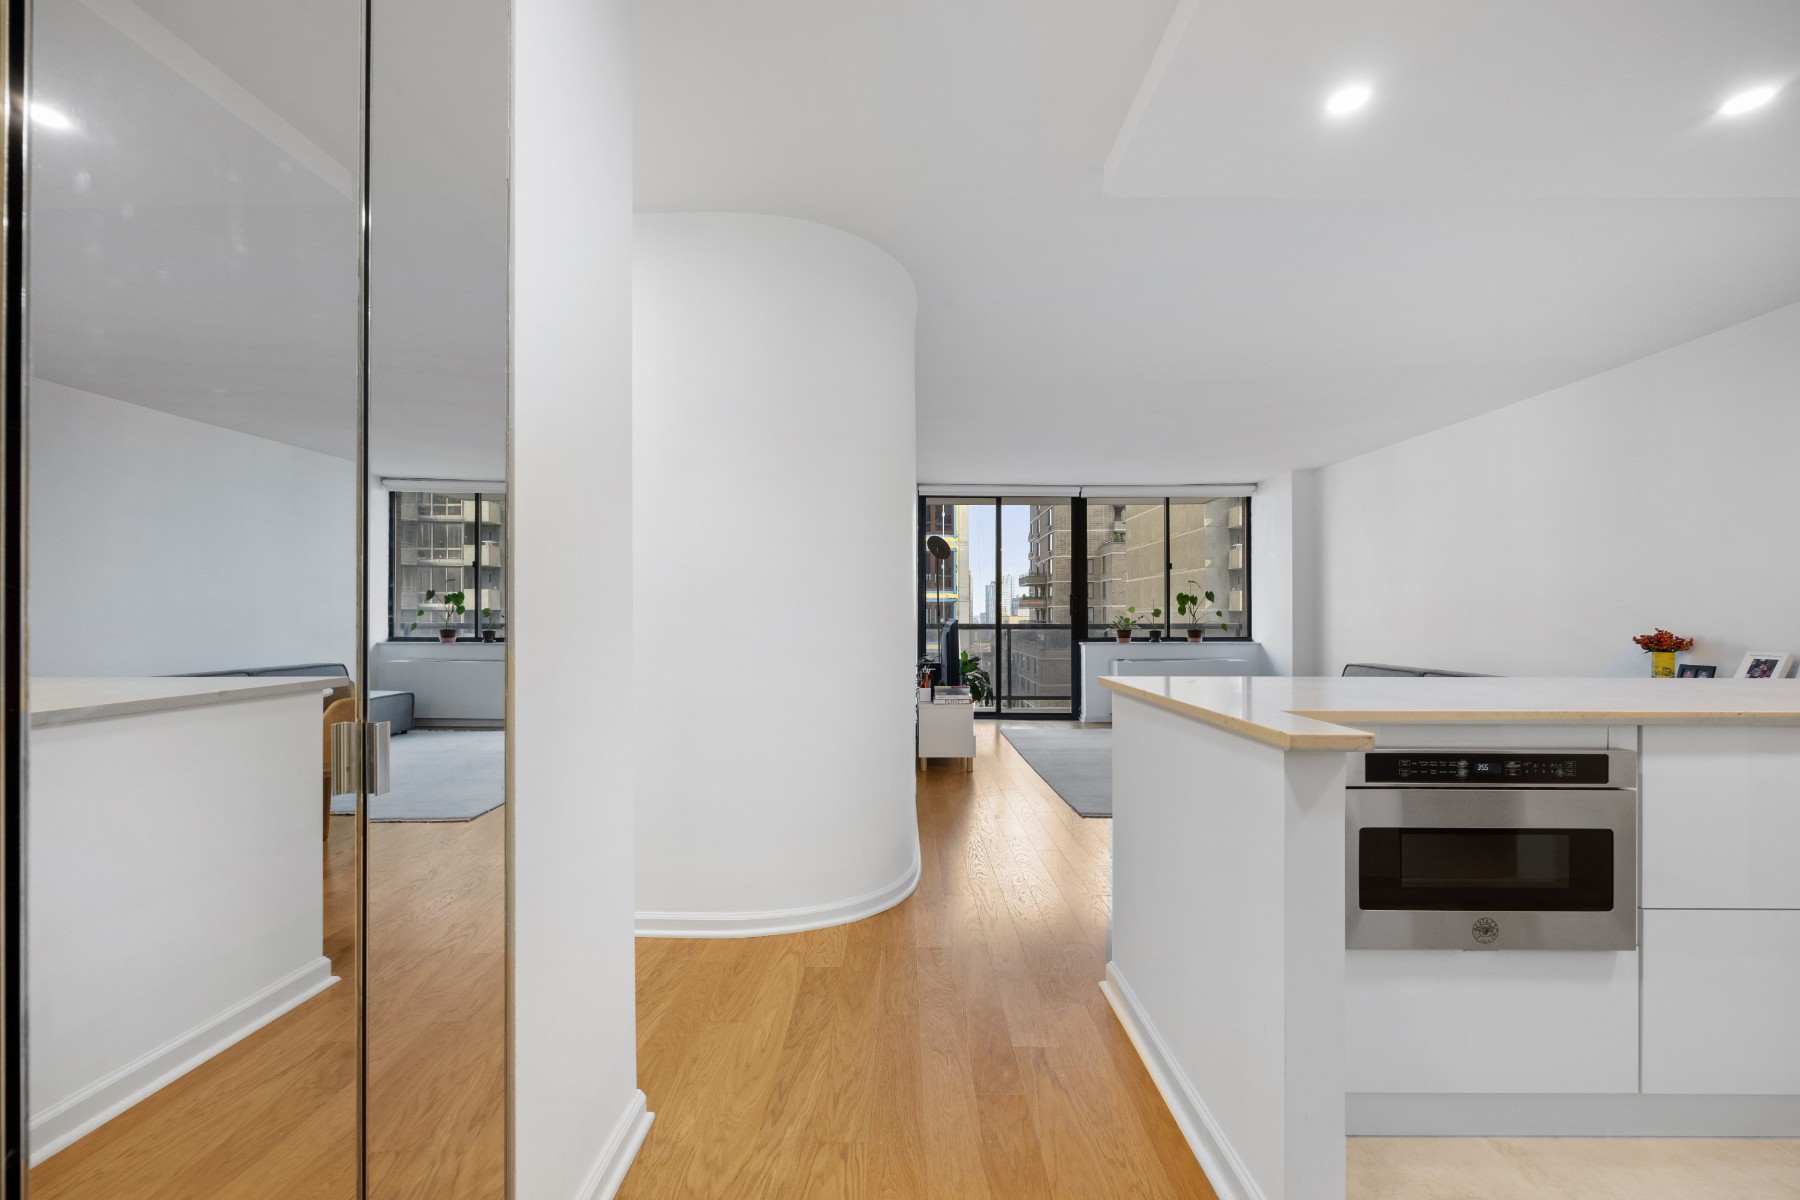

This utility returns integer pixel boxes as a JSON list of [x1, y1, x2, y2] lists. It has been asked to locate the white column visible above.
[[512, 0, 649, 1195], [632, 213, 921, 935]]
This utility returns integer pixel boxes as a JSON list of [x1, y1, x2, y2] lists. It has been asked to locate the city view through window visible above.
[[391, 491, 508, 639], [922, 496, 1249, 713]]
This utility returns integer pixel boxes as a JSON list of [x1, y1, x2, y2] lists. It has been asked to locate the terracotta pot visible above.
[[438, 628, 458, 643], [1115, 630, 1131, 642], [1187, 629, 1203, 642]]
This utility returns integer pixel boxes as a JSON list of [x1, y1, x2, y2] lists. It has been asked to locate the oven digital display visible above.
[[1362, 753, 1611, 784]]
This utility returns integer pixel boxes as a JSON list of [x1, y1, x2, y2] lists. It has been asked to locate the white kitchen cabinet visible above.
[[1641, 725, 1800, 909], [1346, 949, 1639, 1094], [1642, 909, 1800, 1095]]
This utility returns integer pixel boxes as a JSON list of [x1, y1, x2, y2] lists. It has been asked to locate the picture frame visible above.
[[1733, 652, 1793, 680], [1675, 663, 1717, 678]]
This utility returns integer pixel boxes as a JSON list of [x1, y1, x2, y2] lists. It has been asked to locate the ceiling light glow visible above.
[[1324, 83, 1373, 117], [31, 103, 73, 131], [1718, 85, 1779, 116]]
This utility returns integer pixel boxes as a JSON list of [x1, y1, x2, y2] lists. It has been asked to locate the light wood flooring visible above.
[[620, 723, 1800, 1200], [30, 809, 506, 1200], [618, 722, 1218, 1200]]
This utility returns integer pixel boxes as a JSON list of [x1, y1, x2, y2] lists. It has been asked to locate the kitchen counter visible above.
[[30, 675, 334, 728], [28, 677, 335, 1162], [1098, 674, 1800, 750], [1102, 675, 1800, 1200]]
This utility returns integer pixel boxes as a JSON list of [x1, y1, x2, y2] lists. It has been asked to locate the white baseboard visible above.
[[635, 847, 920, 938], [574, 1089, 655, 1200], [30, 955, 337, 1165], [1101, 962, 1266, 1200]]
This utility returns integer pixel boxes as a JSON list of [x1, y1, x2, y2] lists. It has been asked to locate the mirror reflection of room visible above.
[[23, 0, 362, 1195], [361, 0, 511, 1191]]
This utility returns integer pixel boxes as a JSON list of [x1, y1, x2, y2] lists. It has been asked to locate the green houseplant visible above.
[[407, 577, 467, 642], [1112, 609, 1136, 642], [1145, 606, 1165, 641], [958, 650, 993, 706], [1176, 582, 1223, 641]]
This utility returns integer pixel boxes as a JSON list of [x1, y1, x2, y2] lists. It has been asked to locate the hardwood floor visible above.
[[618, 722, 1219, 1200], [30, 809, 506, 1200]]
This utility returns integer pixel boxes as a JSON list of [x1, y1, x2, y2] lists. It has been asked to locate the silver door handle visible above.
[[331, 720, 393, 796]]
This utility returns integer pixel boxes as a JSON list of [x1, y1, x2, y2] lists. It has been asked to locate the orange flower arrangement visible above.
[[1632, 629, 1694, 654]]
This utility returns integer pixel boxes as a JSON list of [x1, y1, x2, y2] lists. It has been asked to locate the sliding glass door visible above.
[[921, 498, 1075, 715]]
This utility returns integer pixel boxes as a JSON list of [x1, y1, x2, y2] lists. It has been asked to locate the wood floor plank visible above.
[[619, 724, 1217, 1200]]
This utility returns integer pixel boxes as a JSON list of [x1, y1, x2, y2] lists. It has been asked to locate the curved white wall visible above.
[[633, 213, 920, 935]]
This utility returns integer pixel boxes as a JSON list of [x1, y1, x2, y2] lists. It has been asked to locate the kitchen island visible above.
[[28, 676, 340, 1163], [1100, 675, 1800, 1200]]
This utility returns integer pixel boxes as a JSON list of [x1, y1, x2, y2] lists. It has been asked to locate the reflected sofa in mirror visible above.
[[23, 0, 363, 1195], [362, 0, 510, 1194]]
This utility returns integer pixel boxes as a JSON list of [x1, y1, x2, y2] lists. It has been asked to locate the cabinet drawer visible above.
[[1641, 725, 1800, 909], [1347, 950, 1638, 1094], [1642, 910, 1800, 1095]]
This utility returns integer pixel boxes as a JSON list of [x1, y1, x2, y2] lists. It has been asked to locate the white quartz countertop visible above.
[[30, 676, 337, 728], [1098, 675, 1800, 750]]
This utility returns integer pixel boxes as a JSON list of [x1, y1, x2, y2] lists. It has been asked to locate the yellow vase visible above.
[[1651, 650, 1676, 678]]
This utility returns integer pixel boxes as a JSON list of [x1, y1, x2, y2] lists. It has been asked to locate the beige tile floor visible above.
[[1351, 1137, 1800, 1200]]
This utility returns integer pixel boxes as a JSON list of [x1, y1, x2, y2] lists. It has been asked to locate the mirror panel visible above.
[[24, 0, 364, 1196], [364, 0, 509, 1194]]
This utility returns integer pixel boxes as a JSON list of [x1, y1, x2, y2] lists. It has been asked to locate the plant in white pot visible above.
[[407, 577, 467, 642], [1175, 582, 1222, 641]]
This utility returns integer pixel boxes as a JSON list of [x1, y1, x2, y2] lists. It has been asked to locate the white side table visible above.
[[917, 691, 976, 770]]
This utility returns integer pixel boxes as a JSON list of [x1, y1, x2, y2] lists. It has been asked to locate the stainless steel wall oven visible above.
[[1347, 749, 1638, 950]]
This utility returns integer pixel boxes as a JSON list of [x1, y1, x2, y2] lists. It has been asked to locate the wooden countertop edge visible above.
[[1100, 678, 1800, 751], [31, 677, 333, 728], [1101, 682, 1373, 751]]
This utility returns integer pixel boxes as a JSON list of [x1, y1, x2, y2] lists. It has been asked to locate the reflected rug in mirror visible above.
[[329, 729, 504, 821]]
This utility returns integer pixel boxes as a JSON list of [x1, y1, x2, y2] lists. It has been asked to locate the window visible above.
[[1086, 496, 1249, 639], [920, 495, 1251, 716], [391, 491, 508, 640]]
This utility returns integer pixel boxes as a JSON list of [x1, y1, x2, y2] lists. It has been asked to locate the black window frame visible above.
[[915, 494, 1253, 721], [387, 490, 508, 642]]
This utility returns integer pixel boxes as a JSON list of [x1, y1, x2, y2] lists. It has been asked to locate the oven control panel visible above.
[[1361, 752, 1614, 785]]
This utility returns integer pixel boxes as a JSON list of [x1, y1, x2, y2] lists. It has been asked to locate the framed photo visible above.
[[1733, 652, 1793, 680], [1675, 663, 1717, 678]]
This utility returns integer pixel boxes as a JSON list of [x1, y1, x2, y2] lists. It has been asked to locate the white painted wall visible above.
[[512, 0, 648, 1194], [1250, 469, 1321, 677], [633, 213, 921, 933], [28, 380, 357, 676], [1315, 302, 1800, 678]]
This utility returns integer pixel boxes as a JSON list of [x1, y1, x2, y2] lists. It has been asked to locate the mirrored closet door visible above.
[[362, 0, 510, 1194], [23, 0, 365, 1196]]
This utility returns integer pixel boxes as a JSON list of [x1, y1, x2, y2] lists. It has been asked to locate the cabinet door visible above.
[[1641, 725, 1800, 909], [1642, 910, 1800, 1094]]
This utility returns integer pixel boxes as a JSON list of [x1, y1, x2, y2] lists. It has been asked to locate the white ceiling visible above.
[[29, 0, 508, 480], [1108, 0, 1800, 198], [634, 0, 1800, 484]]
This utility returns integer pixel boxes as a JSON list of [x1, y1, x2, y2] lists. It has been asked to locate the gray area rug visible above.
[[330, 730, 504, 822], [999, 723, 1112, 818]]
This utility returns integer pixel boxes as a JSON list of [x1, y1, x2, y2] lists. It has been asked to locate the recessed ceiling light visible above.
[[31, 103, 73, 131], [1719, 85, 1779, 116], [1325, 83, 1373, 117]]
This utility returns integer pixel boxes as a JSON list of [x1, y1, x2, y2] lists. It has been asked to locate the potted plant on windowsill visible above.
[[406, 578, 467, 643], [481, 607, 505, 643], [1176, 582, 1223, 642], [1112, 610, 1136, 642], [1145, 607, 1164, 641]]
